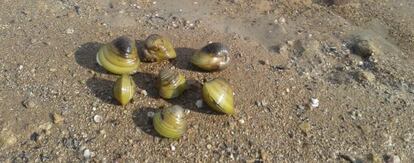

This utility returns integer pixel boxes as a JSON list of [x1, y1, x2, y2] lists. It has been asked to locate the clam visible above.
[[113, 74, 136, 106], [96, 36, 140, 74], [143, 34, 176, 62], [158, 69, 186, 99], [202, 78, 235, 115], [153, 105, 187, 139], [191, 42, 230, 71]]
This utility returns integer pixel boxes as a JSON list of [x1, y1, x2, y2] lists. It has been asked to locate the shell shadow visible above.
[[168, 79, 221, 115], [86, 77, 117, 105], [132, 72, 159, 99], [172, 47, 200, 72], [132, 107, 160, 137], [135, 40, 148, 62], [75, 42, 109, 74]]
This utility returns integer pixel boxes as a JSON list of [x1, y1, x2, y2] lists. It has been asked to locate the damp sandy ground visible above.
[[0, 0, 414, 162]]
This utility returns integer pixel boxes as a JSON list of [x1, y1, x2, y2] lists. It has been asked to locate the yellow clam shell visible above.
[[153, 105, 187, 139], [113, 74, 136, 106], [143, 34, 176, 62], [191, 42, 230, 71], [159, 69, 186, 99], [202, 78, 235, 115], [97, 36, 140, 74]]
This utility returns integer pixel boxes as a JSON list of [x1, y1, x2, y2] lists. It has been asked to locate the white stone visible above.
[[184, 109, 191, 115], [83, 149, 91, 159], [195, 100, 203, 108], [66, 28, 74, 34], [140, 90, 148, 96], [279, 17, 286, 24], [93, 115, 103, 123], [147, 111, 155, 118], [310, 98, 319, 108]]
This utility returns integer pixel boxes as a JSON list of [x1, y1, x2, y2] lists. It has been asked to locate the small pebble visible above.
[[184, 109, 191, 115], [339, 153, 357, 162], [255, 100, 262, 107], [287, 40, 294, 46], [0, 130, 17, 148], [30, 38, 37, 44], [52, 113, 64, 124], [22, 99, 37, 109], [30, 132, 42, 142], [49, 68, 57, 72], [93, 115, 103, 123], [279, 17, 286, 24], [258, 60, 269, 65], [83, 149, 91, 159], [206, 144, 212, 149], [18, 64, 23, 70], [147, 111, 155, 118], [310, 98, 319, 108], [195, 100, 203, 108], [238, 119, 245, 124], [369, 153, 382, 163], [66, 28, 74, 34], [299, 122, 311, 135], [385, 154, 401, 163], [140, 90, 148, 96], [170, 144, 176, 151], [261, 99, 268, 107], [359, 71, 376, 82]]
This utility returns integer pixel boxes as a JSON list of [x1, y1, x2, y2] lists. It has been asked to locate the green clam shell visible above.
[[143, 34, 176, 62], [191, 42, 230, 71], [159, 69, 186, 99], [153, 105, 187, 139], [113, 74, 136, 106], [202, 78, 235, 115], [96, 36, 140, 74]]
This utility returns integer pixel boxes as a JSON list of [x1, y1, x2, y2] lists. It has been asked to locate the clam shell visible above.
[[202, 78, 234, 115], [153, 105, 187, 139], [191, 42, 230, 71], [159, 69, 186, 99], [97, 36, 140, 74], [143, 34, 176, 62], [113, 74, 136, 106]]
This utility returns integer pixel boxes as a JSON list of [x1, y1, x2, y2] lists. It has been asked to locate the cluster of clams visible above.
[[96, 34, 234, 139]]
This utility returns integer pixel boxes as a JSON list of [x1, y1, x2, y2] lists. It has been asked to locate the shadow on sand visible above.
[[75, 42, 109, 74]]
